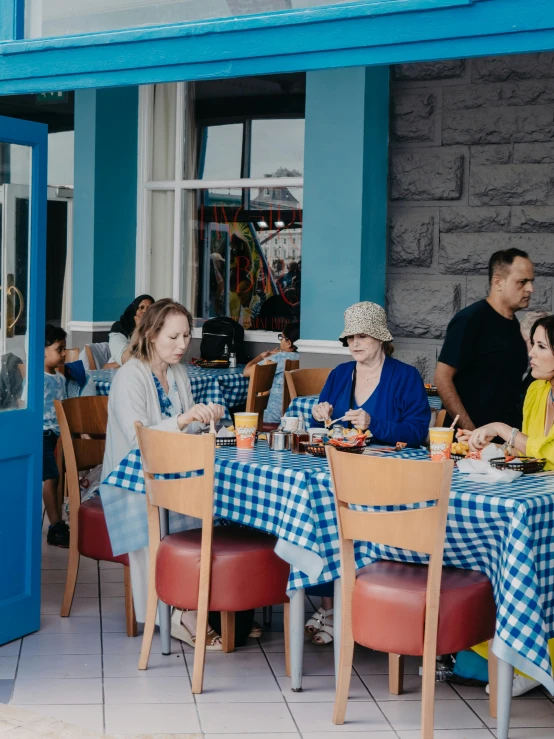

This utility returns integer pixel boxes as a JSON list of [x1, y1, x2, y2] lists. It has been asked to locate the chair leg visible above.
[[60, 540, 79, 617], [421, 646, 437, 739], [283, 602, 291, 678], [263, 606, 273, 627], [124, 565, 137, 637], [488, 639, 498, 719], [332, 617, 354, 725], [388, 654, 404, 695], [138, 567, 158, 671], [192, 605, 210, 694], [221, 612, 236, 653], [496, 658, 514, 739]]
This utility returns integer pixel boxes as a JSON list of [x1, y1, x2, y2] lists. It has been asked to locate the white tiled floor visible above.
[[3, 527, 554, 737]]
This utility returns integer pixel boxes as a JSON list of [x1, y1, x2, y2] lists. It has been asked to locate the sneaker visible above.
[[47, 521, 70, 548], [486, 674, 541, 697]]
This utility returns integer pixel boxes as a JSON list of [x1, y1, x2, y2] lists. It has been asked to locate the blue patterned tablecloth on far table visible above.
[[104, 440, 554, 693], [285, 393, 442, 422], [90, 365, 249, 421]]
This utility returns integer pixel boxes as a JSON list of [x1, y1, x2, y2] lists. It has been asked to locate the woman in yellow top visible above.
[[461, 314, 554, 696]]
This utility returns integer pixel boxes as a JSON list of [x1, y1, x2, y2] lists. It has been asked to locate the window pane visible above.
[[26, 0, 364, 39], [0, 145, 32, 411], [198, 125, 243, 181], [194, 186, 301, 332], [250, 119, 304, 179]]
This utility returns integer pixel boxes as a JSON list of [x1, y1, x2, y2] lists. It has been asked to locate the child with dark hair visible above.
[[243, 323, 299, 423], [43, 324, 70, 547]]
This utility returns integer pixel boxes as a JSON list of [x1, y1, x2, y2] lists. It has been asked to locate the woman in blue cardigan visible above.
[[306, 301, 431, 645]]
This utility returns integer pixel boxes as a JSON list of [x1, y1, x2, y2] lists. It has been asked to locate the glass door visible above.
[[0, 116, 47, 644]]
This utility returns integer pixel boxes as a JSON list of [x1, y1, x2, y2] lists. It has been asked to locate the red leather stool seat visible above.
[[352, 561, 496, 656], [78, 497, 129, 566], [156, 526, 290, 611]]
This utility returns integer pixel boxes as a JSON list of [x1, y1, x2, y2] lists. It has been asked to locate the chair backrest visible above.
[[245, 361, 277, 430], [285, 367, 331, 401], [85, 345, 97, 370], [281, 358, 300, 415], [135, 423, 216, 534], [65, 348, 80, 363], [54, 396, 109, 518], [327, 445, 453, 670], [435, 409, 447, 427], [17, 363, 26, 380]]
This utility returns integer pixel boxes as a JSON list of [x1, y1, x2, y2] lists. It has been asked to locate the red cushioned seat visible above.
[[262, 422, 280, 432], [352, 561, 496, 656], [155, 526, 290, 612], [78, 497, 129, 566]]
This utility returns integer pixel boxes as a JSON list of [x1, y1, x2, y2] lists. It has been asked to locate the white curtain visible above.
[[182, 83, 199, 316]]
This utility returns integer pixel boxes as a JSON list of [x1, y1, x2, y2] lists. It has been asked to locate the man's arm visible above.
[[434, 362, 475, 430]]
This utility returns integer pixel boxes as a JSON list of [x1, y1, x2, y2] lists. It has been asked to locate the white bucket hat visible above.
[[339, 302, 393, 344]]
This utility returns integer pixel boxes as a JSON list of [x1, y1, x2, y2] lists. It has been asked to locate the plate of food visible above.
[[195, 358, 230, 369], [215, 425, 237, 446], [451, 441, 470, 460], [489, 456, 547, 474]]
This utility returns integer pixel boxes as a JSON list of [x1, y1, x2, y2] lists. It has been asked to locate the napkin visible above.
[[457, 444, 522, 483], [217, 425, 235, 438]]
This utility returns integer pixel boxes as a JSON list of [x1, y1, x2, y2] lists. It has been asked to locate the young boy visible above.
[[243, 322, 299, 423], [43, 324, 70, 547]]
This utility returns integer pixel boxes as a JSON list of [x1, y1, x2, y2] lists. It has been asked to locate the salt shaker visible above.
[[229, 352, 237, 368]]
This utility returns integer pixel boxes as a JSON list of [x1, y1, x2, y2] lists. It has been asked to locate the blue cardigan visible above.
[[318, 357, 430, 447]]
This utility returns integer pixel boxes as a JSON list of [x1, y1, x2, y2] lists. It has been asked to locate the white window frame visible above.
[[136, 82, 303, 342]]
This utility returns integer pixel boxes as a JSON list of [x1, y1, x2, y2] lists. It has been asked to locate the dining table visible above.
[[90, 365, 250, 420], [102, 439, 554, 696]]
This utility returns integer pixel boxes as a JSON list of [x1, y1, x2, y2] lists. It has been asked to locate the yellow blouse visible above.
[[523, 380, 554, 470]]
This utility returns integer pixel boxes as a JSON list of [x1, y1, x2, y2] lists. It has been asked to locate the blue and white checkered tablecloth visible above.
[[103, 442, 554, 692], [285, 393, 443, 421], [90, 366, 249, 421]]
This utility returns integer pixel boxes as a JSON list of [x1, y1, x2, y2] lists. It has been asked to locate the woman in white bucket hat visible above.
[[305, 302, 430, 645]]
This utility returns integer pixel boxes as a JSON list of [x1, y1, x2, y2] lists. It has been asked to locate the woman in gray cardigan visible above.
[[101, 299, 225, 649]]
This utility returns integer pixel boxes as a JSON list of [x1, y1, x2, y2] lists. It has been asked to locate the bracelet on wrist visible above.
[[508, 427, 519, 451]]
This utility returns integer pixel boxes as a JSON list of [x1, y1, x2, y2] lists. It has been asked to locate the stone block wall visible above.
[[388, 53, 554, 382]]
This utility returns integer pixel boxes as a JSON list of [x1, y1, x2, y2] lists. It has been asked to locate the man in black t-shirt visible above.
[[435, 249, 535, 431]]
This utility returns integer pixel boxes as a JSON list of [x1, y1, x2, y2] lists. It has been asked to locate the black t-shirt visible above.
[[438, 300, 527, 429]]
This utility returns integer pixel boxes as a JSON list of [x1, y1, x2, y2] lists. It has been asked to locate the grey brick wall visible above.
[[388, 53, 554, 382]]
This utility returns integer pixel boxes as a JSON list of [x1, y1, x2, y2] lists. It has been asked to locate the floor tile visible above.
[[0, 641, 20, 657], [289, 701, 391, 732], [104, 676, 193, 704], [103, 651, 187, 678], [195, 675, 283, 703], [15, 703, 104, 733], [302, 733, 396, 739], [278, 675, 370, 702], [20, 632, 101, 656], [467, 697, 554, 728], [0, 680, 13, 703], [99, 560, 121, 570], [16, 654, 102, 679], [37, 615, 100, 634], [205, 734, 300, 739], [42, 568, 98, 584], [100, 581, 125, 598], [267, 650, 336, 677], [259, 631, 326, 653], [353, 649, 421, 676], [41, 597, 99, 616], [101, 597, 126, 615], [361, 673, 460, 701], [99, 568, 124, 583], [104, 703, 200, 734], [12, 678, 103, 704], [491, 730, 554, 738], [379, 700, 485, 731], [197, 701, 297, 734], [74, 583, 100, 598], [102, 632, 181, 655], [101, 614, 128, 633], [398, 732, 493, 739], [185, 651, 273, 677], [0, 659, 17, 680]]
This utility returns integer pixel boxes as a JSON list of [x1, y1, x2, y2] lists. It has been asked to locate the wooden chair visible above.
[[54, 396, 137, 637], [85, 345, 97, 370], [245, 361, 278, 431], [285, 367, 331, 402], [281, 359, 300, 416], [327, 446, 500, 738], [65, 348, 80, 363], [135, 423, 291, 694], [435, 409, 447, 427]]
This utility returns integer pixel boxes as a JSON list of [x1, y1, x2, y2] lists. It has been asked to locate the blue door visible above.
[[0, 116, 47, 644]]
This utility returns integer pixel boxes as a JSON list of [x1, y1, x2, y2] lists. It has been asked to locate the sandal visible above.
[[171, 609, 222, 651], [248, 621, 263, 639], [311, 614, 334, 645], [305, 607, 333, 638]]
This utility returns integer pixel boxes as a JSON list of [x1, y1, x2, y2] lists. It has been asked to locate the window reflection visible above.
[[250, 119, 304, 179], [198, 124, 243, 181]]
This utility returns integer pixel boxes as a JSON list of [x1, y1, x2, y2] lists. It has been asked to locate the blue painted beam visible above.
[[0, 0, 553, 94], [301, 66, 389, 342]]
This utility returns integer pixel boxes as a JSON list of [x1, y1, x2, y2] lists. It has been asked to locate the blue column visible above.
[[301, 66, 389, 341], [73, 86, 138, 323]]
